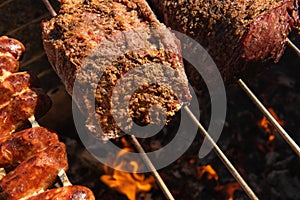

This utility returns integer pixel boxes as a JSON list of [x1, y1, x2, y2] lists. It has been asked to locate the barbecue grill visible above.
[[0, 0, 300, 199]]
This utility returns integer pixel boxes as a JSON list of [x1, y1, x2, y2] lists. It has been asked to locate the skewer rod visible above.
[[238, 79, 300, 157], [42, 0, 173, 198], [41, 0, 257, 198], [28, 115, 40, 128], [130, 135, 175, 200], [28, 115, 74, 187], [183, 106, 259, 200], [42, 0, 57, 17], [58, 169, 72, 187], [286, 38, 300, 57]]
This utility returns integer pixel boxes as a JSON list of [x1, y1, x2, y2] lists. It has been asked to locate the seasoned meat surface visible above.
[[42, 0, 191, 140], [148, 0, 299, 83], [0, 36, 25, 62], [0, 142, 68, 200], [27, 185, 95, 200], [0, 127, 59, 169], [0, 36, 51, 137]]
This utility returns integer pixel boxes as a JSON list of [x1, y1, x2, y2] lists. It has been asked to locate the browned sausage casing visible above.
[[0, 36, 52, 138], [27, 186, 95, 200], [0, 127, 59, 169], [0, 142, 68, 200], [0, 36, 25, 62]]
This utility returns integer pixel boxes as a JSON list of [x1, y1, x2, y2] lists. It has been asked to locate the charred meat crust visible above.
[[148, 0, 299, 83], [42, 0, 191, 140]]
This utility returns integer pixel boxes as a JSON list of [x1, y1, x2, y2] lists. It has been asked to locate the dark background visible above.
[[0, 0, 299, 199]]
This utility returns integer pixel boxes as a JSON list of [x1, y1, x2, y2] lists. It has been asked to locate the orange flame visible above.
[[215, 182, 242, 200], [100, 138, 155, 200], [196, 165, 219, 181], [196, 164, 241, 199], [258, 108, 285, 142]]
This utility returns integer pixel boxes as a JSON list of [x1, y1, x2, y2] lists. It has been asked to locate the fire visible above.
[[258, 108, 285, 142], [215, 182, 241, 200], [100, 138, 155, 200], [196, 165, 241, 199], [196, 165, 219, 181]]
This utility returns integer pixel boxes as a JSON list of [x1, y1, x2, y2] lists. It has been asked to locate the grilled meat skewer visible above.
[[0, 36, 51, 137], [0, 143, 68, 200], [42, 0, 191, 141], [0, 127, 59, 169], [148, 0, 299, 83], [0, 36, 24, 73], [0, 35, 95, 199], [26, 185, 95, 200], [0, 36, 25, 62]]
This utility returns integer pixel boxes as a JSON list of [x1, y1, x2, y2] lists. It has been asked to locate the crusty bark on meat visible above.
[[26, 185, 95, 200], [148, 0, 299, 83], [42, 0, 191, 140], [0, 127, 59, 169], [0, 142, 68, 200]]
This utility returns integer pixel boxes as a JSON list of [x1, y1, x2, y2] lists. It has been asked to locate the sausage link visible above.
[[0, 88, 51, 138], [27, 186, 95, 200], [0, 36, 25, 61], [0, 127, 59, 169], [0, 142, 68, 200], [0, 51, 19, 73]]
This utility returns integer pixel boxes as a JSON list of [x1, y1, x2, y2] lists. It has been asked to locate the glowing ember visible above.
[[196, 164, 241, 199], [215, 182, 241, 200], [258, 108, 285, 141], [196, 165, 219, 181], [100, 138, 155, 200]]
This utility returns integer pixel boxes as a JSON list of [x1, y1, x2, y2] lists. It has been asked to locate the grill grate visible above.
[[1, 0, 299, 199]]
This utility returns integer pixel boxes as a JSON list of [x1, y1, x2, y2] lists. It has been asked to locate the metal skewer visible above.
[[28, 115, 74, 187], [183, 106, 259, 200], [58, 169, 72, 187], [41, 1, 175, 199], [238, 79, 300, 157], [42, 1, 259, 199], [42, 0, 57, 16], [130, 135, 175, 200], [287, 38, 300, 57]]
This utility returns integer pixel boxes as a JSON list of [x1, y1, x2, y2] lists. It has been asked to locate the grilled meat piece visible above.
[[0, 36, 25, 62], [0, 72, 33, 105], [0, 84, 51, 138], [0, 36, 25, 73], [26, 185, 95, 200], [0, 36, 51, 137], [0, 51, 19, 74], [148, 0, 299, 83], [0, 127, 59, 169], [42, 0, 191, 140], [0, 142, 68, 200]]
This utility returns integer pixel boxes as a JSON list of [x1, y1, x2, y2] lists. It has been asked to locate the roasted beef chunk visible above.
[[42, 0, 191, 140], [148, 0, 299, 83]]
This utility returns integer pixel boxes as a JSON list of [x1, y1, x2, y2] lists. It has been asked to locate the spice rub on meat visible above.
[[148, 0, 299, 83], [42, 0, 191, 141]]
